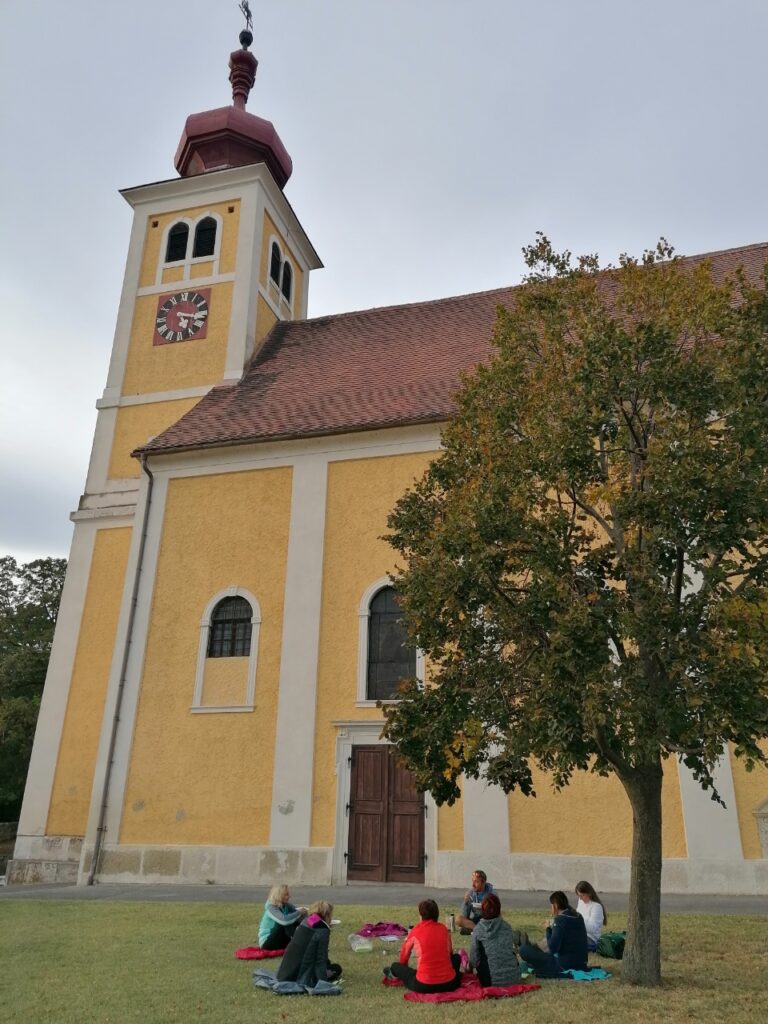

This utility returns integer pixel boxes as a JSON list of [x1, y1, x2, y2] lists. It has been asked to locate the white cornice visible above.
[[136, 273, 235, 298], [70, 507, 137, 523], [97, 385, 211, 410], [142, 423, 444, 476]]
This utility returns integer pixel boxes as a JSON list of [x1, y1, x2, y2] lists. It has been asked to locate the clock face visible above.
[[153, 289, 211, 345]]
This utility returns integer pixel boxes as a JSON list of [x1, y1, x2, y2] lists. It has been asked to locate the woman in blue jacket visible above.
[[258, 884, 307, 950], [518, 891, 588, 978]]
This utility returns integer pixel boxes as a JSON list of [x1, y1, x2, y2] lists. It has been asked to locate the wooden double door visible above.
[[346, 745, 425, 883]]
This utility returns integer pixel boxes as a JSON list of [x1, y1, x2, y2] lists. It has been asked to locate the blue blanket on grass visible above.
[[252, 968, 343, 996], [564, 967, 612, 981]]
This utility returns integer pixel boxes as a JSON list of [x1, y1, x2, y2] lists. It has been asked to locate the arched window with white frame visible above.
[[270, 240, 282, 284], [193, 587, 261, 712], [207, 595, 252, 658], [265, 236, 295, 315], [157, 212, 222, 284], [192, 216, 217, 258], [165, 221, 189, 263], [280, 260, 293, 303], [356, 578, 423, 705]]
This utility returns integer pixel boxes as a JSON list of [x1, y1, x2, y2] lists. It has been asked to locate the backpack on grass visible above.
[[596, 931, 626, 959]]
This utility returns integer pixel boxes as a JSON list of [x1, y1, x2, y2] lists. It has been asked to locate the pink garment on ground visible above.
[[402, 974, 540, 1003], [235, 946, 285, 960], [357, 921, 408, 938]]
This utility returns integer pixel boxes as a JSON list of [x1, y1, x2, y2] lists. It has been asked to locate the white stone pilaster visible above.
[[15, 521, 98, 839], [269, 454, 328, 847], [82, 471, 168, 855], [462, 775, 511, 855], [678, 752, 743, 859], [224, 184, 260, 380]]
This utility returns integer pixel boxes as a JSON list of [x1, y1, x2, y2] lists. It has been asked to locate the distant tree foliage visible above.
[[0, 556, 66, 820], [383, 236, 768, 986]]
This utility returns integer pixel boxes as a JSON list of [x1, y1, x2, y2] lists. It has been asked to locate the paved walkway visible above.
[[1, 881, 765, 915]]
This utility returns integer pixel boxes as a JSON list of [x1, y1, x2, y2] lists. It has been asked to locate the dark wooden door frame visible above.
[[346, 744, 425, 883]]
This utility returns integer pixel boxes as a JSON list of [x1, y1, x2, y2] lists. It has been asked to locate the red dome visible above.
[[174, 40, 293, 188], [174, 105, 292, 187]]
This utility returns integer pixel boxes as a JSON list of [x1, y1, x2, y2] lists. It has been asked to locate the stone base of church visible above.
[[76, 843, 335, 886], [7, 838, 767, 894], [431, 851, 768, 896], [7, 834, 83, 885]]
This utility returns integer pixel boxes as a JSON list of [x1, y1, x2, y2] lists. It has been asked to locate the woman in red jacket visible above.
[[386, 899, 461, 993]]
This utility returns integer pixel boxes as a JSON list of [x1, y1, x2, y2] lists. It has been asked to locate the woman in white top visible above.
[[575, 880, 606, 951]]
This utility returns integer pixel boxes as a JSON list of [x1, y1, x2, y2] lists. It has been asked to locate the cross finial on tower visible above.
[[238, 1, 254, 47], [239, 1, 253, 32], [230, 1, 258, 107]]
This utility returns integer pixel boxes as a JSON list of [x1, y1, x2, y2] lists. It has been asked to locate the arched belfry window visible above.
[[166, 222, 189, 263], [270, 241, 282, 284], [366, 586, 417, 701], [193, 216, 217, 258], [281, 261, 293, 302], [266, 238, 295, 313], [207, 596, 253, 658]]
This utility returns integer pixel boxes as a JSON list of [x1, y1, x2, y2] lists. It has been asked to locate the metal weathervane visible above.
[[239, 1, 253, 33]]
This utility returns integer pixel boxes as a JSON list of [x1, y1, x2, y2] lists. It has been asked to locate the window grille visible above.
[[207, 596, 252, 658], [366, 587, 416, 700]]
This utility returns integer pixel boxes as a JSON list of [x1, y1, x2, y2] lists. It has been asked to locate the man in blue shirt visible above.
[[456, 869, 495, 934]]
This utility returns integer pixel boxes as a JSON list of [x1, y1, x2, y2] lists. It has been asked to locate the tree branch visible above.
[[567, 488, 618, 549], [662, 738, 705, 757], [592, 722, 633, 777]]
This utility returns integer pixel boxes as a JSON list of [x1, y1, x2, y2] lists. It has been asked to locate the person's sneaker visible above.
[[382, 967, 393, 980]]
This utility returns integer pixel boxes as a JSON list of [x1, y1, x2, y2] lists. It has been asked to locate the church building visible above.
[[9, 29, 767, 893]]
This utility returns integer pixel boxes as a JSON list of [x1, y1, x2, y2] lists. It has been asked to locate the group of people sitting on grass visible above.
[[256, 872, 608, 993]]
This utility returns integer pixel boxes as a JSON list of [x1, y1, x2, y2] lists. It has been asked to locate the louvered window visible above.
[[281, 261, 293, 302], [166, 222, 189, 262], [193, 217, 217, 258]]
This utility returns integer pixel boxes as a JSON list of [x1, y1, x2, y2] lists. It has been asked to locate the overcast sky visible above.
[[2, 0, 767, 564]]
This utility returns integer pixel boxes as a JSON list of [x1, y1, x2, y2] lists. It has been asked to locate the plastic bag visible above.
[[347, 933, 374, 953]]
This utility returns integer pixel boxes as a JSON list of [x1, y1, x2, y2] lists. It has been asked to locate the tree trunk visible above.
[[620, 757, 663, 986]]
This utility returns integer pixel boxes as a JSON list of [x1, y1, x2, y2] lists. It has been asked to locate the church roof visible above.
[[136, 241, 768, 458]]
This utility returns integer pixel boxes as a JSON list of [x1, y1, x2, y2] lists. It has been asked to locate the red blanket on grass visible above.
[[235, 946, 285, 960], [384, 973, 540, 1002]]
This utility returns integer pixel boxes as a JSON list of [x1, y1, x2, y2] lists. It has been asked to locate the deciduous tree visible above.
[[0, 556, 66, 819], [383, 236, 768, 986]]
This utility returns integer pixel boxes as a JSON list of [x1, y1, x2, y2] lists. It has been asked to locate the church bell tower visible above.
[[9, 21, 321, 884]]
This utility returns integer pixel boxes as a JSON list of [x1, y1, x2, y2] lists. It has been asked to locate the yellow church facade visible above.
[[9, 32, 768, 892]]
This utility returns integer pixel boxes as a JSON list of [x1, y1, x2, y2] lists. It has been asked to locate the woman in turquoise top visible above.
[[258, 884, 307, 950]]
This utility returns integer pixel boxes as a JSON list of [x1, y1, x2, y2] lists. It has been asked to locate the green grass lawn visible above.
[[1, 901, 766, 1023]]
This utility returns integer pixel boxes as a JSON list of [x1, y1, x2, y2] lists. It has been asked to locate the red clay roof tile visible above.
[[135, 241, 768, 458]]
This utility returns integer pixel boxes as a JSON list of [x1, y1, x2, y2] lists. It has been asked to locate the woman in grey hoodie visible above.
[[469, 893, 522, 987]]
